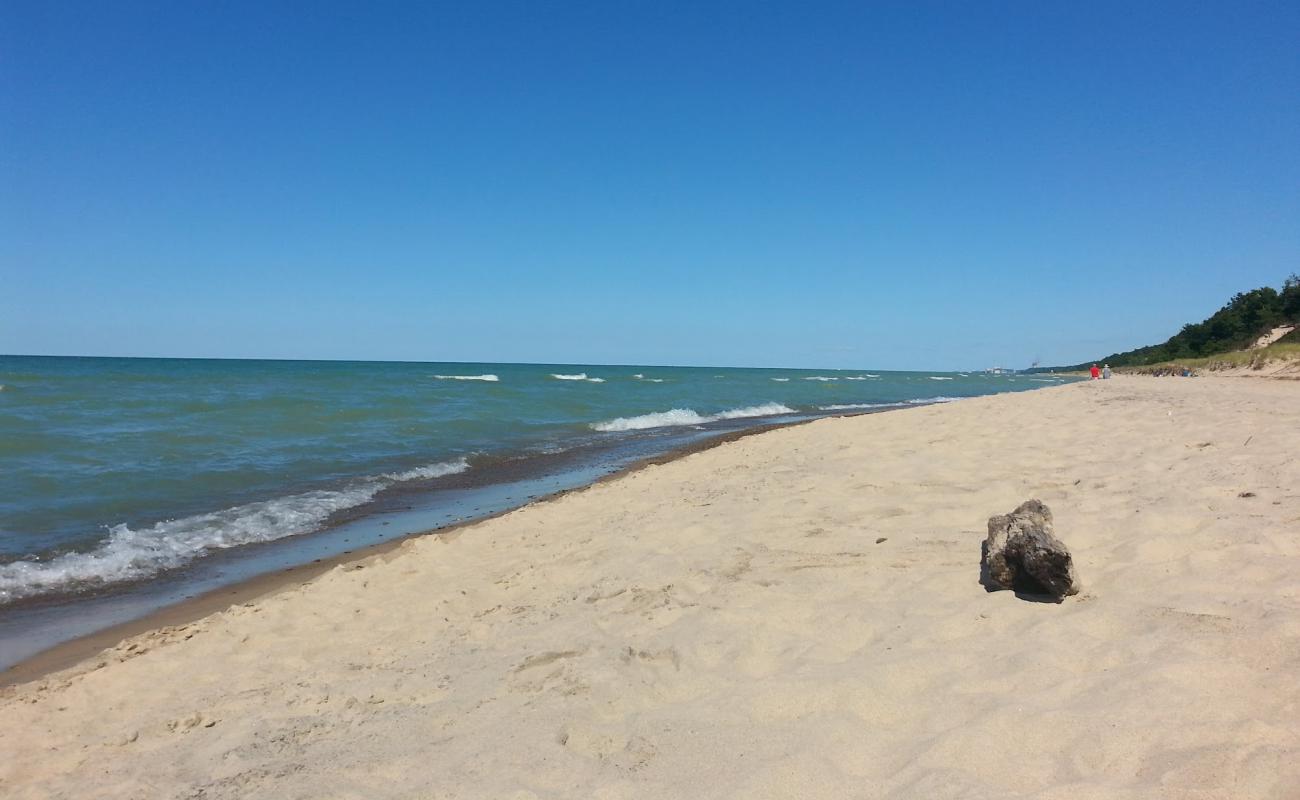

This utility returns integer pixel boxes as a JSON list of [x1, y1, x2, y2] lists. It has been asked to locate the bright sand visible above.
[[3, 376, 1298, 799]]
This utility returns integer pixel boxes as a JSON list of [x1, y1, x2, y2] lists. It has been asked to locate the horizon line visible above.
[[0, 352, 1044, 374]]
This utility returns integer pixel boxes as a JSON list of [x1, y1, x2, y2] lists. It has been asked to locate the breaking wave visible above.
[[591, 409, 709, 431], [819, 397, 956, 411], [382, 457, 471, 482], [713, 402, 796, 420], [0, 458, 470, 603], [803, 376, 838, 382], [818, 403, 896, 411], [928, 376, 954, 381], [591, 403, 795, 432], [433, 374, 499, 382]]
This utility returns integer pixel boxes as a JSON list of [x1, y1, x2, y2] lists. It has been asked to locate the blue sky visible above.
[[3, 2, 1297, 369]]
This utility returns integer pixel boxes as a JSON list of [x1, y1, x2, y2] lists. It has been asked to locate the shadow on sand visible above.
[[978, 540, 1066, 604]]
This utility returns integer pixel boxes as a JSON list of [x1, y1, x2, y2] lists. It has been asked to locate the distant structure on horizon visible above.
[[986, 359, 1039, 376]]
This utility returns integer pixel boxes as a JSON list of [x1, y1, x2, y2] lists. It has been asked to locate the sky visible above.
[[2, 1, 1297, 370]]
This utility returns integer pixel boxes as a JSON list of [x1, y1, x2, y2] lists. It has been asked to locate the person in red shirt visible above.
[[1090, 364, 1100, 379]]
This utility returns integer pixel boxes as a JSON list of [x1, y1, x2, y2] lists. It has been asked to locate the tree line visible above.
[[1062, 275, 1300, 369]]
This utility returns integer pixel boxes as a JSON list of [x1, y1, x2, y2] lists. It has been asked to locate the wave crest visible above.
[[591, 409, 710, 431], [433, 374, 499, 382], [0, 458, 470, 603], [383, 457, 471, 482], [713, 402, 795, 420], [591, 402, 795, 432], [818, 403, 894, 411]]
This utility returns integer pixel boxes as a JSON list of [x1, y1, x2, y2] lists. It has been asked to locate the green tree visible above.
[[1281, 274, 1300, 321], [1059, 276, 1297, 369]]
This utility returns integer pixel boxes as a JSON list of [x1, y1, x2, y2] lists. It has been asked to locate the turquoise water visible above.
[[0, 356, 1071, 605]]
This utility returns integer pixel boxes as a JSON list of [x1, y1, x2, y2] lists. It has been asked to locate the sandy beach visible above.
[[2, 376, 1298, 799]]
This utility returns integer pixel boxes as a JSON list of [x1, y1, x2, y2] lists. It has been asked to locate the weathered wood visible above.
[[982, 499, 1080, 600]]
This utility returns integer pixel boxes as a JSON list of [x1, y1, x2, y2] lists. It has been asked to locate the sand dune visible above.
[[1251, 324, 1295, 349], [2, 376, 1298, 799]]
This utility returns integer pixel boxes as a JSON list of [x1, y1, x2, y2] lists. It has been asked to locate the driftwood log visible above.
[[982, 499, 1080, 600]]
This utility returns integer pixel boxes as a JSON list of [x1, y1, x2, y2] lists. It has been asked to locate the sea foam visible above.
[[818, 403, 895, 411], [591, 402, 795, 432], [591, 409, 710, 431], [433, 374, 499, 382], [383, 457, 471, 482], [0, 458, 470, 603]]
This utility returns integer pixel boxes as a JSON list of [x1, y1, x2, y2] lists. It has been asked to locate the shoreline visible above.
[[0, 414, 836, 687], [3, 355, 1048, 633], [5, 376, 1295, 798]]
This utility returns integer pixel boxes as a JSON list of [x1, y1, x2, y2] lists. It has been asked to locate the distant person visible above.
[[1090, 364, 1100, 380], [1102, 364, 1112, 379]]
